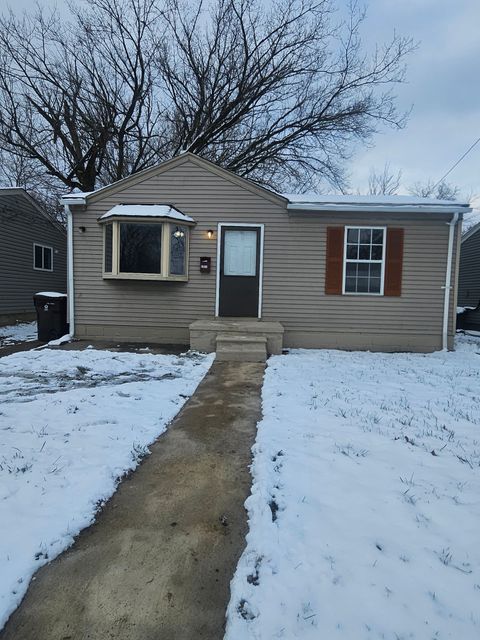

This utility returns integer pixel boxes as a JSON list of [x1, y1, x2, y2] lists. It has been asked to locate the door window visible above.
[[223, 230, 257, 276]]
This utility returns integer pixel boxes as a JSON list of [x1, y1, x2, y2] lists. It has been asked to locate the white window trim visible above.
[[33, 243, 54, 272], [215, 223, 265, 318], [102, 219, 190, 281], [342, 225, 386, 296]]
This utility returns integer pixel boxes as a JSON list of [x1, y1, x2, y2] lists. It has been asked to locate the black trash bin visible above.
[[33, 292, 68, 342]]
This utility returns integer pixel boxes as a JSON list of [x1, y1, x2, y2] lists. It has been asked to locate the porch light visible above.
[[173, 227, 185, 238], [207, 229, 214, 239]]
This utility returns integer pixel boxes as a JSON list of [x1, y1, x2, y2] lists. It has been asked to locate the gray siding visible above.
[[458, 228, 480, 307], [71, 156, 458, 351], [0, 191, 67, 319]]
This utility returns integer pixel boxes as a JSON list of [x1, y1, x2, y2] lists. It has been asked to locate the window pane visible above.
[[120, 223, 162, 274], [372, 229, 384, 244], [345, 263, 357, 277], [345, 277, 356, 292], [357, 263, 369, 277], [170, 225, 187, 275], [347, 228, 359, 243], [346, 244, 358, 259], [357, 277, 369, 293], [104, 224, 113, 272], [360, 229, 371, 244], [43, 247, 52, 270], [370, 263, 381, 278], [371, 244, 383, 260], [359, 244, 370, 260], [369, 278, 381, 293], [34, 245, 43, 269]]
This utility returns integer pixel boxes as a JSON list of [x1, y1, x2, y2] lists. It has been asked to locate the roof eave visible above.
[[287, 203, 471, 215], [61, 196, 87, 206]]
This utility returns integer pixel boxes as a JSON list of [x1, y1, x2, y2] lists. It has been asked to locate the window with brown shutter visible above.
[[325, 227, 344, 294], [384, 228, 404, 296], [326, 225, 404, 296]]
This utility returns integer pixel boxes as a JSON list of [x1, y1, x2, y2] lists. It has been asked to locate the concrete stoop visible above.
[[216, 333, 267, 362], [189, 318, 284, 359]]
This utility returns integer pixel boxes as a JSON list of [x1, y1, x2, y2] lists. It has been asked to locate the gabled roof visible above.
[[60, 153, 472, 218], [61, 153, 287, 207], [0, 187, 65, 233]]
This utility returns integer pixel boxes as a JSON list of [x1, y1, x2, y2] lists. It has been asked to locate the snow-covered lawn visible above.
[[0, 347, 213, 630], [0, 322, 37, 347], [226, 335, 480, 640]]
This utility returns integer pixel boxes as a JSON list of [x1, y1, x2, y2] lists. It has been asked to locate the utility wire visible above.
[[432, 136, 480, 189]]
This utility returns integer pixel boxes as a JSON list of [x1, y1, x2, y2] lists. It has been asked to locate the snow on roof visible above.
[[283, 193, 471, 214], [99, 204, 194, 223], [66, 191, 95, 199], [35, 291, 67, 297], [462, 208, 480, 238], [283, 193, 467, 206]]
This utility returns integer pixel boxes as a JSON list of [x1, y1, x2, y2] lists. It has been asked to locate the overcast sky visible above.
[[348, 0, 480, 199], [7, 0, 480, 200]]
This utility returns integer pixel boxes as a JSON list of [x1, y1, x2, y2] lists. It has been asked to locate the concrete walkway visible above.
[[1, 361, 264, 640]]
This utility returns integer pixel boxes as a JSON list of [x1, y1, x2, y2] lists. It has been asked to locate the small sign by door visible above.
[[218, 226, 261, 317]]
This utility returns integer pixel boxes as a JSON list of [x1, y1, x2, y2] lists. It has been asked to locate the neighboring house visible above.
[[62, 153, 470, 355], [0, 188, 67, 324], [458, 209, 480, 329]]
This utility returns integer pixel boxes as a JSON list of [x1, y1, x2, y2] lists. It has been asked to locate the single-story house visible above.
[[0, 188, 67, 324], [62, 153, 471, 357], [457, 208, 480, 330]]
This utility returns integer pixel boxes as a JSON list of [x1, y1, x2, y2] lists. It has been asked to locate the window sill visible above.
[[103, 273, 188, 282], [342, 292, 384, 297]]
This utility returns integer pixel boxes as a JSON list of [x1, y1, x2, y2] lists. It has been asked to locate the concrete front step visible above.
[[190, 318, 284, 355], [216, 333, 267, 363]]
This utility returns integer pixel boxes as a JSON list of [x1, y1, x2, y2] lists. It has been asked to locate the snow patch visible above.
[[0, 347, 213, 629], [47, 333, 72, 346], [226, 335, 480, 639], [0, 322, 37, 347]]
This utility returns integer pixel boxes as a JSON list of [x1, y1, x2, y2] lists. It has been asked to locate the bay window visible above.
[[102, 220, 189, 280]]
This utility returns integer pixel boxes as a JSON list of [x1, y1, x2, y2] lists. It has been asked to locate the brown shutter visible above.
[[325, 227, 344, 294], [384, 228, 404, 296]]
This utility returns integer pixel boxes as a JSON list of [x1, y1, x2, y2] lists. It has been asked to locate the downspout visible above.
[[442, 212, 459, 351], [66, 204, 75, 337]]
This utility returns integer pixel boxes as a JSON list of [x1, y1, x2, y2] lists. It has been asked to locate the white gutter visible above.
[[62, 196, 87, 205], [442, 212, 460, 351], [66, 204, 75, 337]]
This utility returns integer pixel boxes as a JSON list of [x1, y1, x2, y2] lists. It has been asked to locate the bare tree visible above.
[[367, 162, 402, 195], [0, 0, 415, 196], [0, 149, 67, 222], [408, 179, 460, 201], [0, 0, 162, 193]]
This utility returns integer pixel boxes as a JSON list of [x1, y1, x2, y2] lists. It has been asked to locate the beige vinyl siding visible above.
[[0, 192, 67, 319], [458, 229, 480, 307], [72, 157, 458, 351]]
